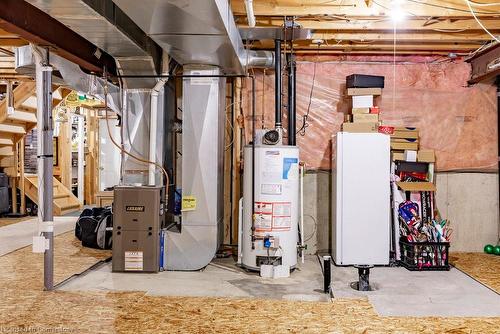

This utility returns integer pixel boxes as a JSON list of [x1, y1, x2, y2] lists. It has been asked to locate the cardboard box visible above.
[[346, 74, 385, 88], [391, 141, 418, 151], [395, 127, 418, 132], [391, 138, 419, 144], [351, 107, 370, 114], [342, 122, 378, 133], [347, 87, 382, 96], [417, 149, 435, 163], [396, 181, 436, 192], [353, 113, 379, 123], [404, 150, 417, 162], [392, 151, 405, 161], [352, 95, 374, 108], [391, 131, 419, 139]]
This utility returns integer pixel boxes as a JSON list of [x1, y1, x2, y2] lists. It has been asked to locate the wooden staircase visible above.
[[0, 81, 80, 215], [24, 175, 82, 216]]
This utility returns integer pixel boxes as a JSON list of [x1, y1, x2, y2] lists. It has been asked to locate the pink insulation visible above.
[[241, 60, 498, 171]]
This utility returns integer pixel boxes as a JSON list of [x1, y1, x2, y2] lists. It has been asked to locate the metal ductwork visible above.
[[25, 0, 162, 88], [16, 45, 122, 114], [111, 0, 274, 73]]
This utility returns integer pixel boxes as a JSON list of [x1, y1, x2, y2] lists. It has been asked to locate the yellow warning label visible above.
[[182, 196, 197, 211]]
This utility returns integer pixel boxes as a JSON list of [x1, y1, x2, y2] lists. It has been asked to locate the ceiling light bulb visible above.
[[390, 5, 406, 22]]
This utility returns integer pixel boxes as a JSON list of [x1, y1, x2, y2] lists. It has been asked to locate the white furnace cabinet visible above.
[[332, 132, 390, 265]]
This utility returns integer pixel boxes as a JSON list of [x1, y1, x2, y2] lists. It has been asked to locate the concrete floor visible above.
[[1, 217, 498, 318], [331, 265, 500, 317], [60, 254, 500, 317], [0, 216, 76, 255], [60, 256, 329, 302]]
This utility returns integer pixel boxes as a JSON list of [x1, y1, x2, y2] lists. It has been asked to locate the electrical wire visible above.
[[468, 0, 500, 6], [464, 0, 500, 43], [297, 43, 320, 136], [407, 0, 498, 14]]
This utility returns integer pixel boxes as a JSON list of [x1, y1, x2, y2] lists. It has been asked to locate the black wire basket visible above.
[[399, 238, 450, 271]]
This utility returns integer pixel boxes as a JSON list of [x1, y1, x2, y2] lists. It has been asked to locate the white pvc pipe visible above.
[[148, 79, 166, 186], [238, 197, 243, 264], [300, 163, 305, 264], [244, 0, 256, 27]]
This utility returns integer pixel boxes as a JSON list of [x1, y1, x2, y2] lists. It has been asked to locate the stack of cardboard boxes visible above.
[[342, 87, 382, 133], [387, 127, 435, 164]]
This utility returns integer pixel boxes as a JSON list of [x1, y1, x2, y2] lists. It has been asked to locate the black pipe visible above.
[[323, 256, 331, 294], [287, 53, 296, 146], [251, 76, 256, 250], [275, 39, 282, 128]]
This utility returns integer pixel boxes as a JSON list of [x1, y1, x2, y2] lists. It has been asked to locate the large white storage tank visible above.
[[241, 145, 300, 270]]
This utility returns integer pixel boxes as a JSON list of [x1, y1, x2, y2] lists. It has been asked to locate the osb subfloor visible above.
[[0, 216, 32, 228], [0, 233, 499, 333], [450, 252, 500, 294]]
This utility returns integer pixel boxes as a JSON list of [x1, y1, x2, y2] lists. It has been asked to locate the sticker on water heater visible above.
[[282, 157, 298, 179], [124, 251, 143, 271], [272, 202, 292, 230], [261, 183, 282, 195], [254, 202, 273, 231], [255, 214, 272, 230], [273, 216, 292, 229], [273, 202, 291, 216]]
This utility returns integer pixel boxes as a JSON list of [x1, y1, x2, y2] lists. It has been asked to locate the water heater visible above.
[[240, 145, 300, 270]]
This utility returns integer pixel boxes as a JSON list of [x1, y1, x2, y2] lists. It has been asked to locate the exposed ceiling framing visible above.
[[231, 0, 500, 55]]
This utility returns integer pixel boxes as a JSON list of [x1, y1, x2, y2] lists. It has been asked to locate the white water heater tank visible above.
[[241, 145, 299, 270]]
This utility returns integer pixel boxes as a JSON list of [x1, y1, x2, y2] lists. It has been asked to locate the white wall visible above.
[[303, 171, 499, 254]]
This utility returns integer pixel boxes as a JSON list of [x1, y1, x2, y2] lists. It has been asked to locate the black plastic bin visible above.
[[399, 238, 450, 271]]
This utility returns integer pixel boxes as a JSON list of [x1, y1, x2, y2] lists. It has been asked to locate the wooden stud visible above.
[[19, 137, 25, 214], [223, 81, 233, 245], [231, 78, 243, 244], [58, 118, 72, 189], [11, 141, 18, 214]]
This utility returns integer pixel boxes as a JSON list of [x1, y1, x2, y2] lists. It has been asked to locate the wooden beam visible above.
[[231, 0, 500, 17], [19, 137, 25, 214], [0, 38, 27, 47], [11, 141, 18, 213], [231, 78, 243, 244], [58, 119, 72, 189], [308, 31, 496, 43], [223, 81, 232, 245], [467, 43, 500, 84], [254, 41, 484, 52], [240, 17, 500, 32]]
